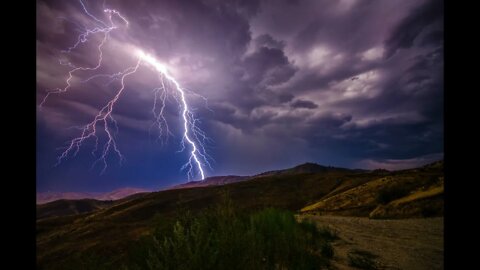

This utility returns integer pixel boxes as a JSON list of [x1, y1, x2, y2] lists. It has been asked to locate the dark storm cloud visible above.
[[254, 34, 286, 50], [419, 30, 443, 47], [290, 99, 318, 109], [242, 46, 297, 86], [384, 0, 443, 58], [37, 0, 443, 192]]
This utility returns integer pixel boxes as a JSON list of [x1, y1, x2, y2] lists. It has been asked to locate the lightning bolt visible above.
[[39, 0, 212, 180]]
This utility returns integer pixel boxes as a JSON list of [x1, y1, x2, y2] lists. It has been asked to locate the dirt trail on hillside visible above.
[[301, 215, 443, 270]]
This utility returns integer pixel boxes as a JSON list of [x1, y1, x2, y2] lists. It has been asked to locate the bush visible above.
[[376, 185, 409, 204], [128, 194, 335, 270]]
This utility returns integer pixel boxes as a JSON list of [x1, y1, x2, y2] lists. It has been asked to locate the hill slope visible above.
[[37, 187, 150, 204], [255, 162, 358, 177], [168, 175, 249, 189], [37, 199, 114, 220], [37, 169, 362, 268], [301, 161, 444, 218], [36, 161, 443, 269]]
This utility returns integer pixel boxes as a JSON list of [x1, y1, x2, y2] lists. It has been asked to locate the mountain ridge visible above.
[[36, 187, 150, 205], [36, 159, 443, 205], [168, 175, 249, 189], [254, 162, 359, 177]]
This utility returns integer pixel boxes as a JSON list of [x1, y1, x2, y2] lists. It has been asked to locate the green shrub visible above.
[[376, 185, 409, 204], [128, 194, 335, 270]]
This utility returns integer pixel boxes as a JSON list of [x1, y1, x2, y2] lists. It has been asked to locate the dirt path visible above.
[[300, 215, 443, 270]]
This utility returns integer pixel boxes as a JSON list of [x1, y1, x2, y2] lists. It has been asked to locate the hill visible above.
[[36, 160, 443, 269], [301, 161, 444, 218], [37, 199, 114, 220], [36, 187, 150, 204], [255, 162, 357, 177], [168, 175, 249, 189]]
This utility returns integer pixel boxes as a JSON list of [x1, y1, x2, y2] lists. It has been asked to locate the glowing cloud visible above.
[[39, 0, 211, 180]]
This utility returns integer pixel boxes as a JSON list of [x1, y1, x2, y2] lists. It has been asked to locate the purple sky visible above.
[[36, 0, 443, 192]]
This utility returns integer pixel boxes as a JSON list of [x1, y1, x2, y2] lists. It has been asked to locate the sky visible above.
[[36, 0, 444, 192]]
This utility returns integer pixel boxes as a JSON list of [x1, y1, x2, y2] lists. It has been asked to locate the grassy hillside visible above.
[[37, 199, 114, 220], [301, 163, 444, 218], [36, 161, 443, 269], [37, 170, 361, 269]]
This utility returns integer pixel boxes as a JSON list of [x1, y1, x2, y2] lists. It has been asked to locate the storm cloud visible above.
[[36, 0, 443, 192]]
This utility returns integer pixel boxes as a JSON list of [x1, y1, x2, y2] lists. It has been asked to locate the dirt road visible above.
[[300, 215, 443, 270]]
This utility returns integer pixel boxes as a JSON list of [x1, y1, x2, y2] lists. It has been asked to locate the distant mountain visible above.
[[168, 163, 358, 190], [255, 162, 358, 177], [36, 192, 98, 204], [36, 187, 150, 204], [96, 187, 151, 201], [288, 162, 360, 173], [169, 175, 249, 189]]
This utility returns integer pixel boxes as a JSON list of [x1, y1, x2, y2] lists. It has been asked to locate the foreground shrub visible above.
[[129, 196, 334, 270]]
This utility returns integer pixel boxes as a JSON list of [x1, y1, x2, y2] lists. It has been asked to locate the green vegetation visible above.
[[376, 185, 410, 205], [347, 249, 378, 270], [44, 193, 337, 269], [127, 194, 335, 270]]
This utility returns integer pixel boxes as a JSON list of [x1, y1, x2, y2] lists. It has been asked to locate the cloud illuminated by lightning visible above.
[[39, 0, 212, 180]]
